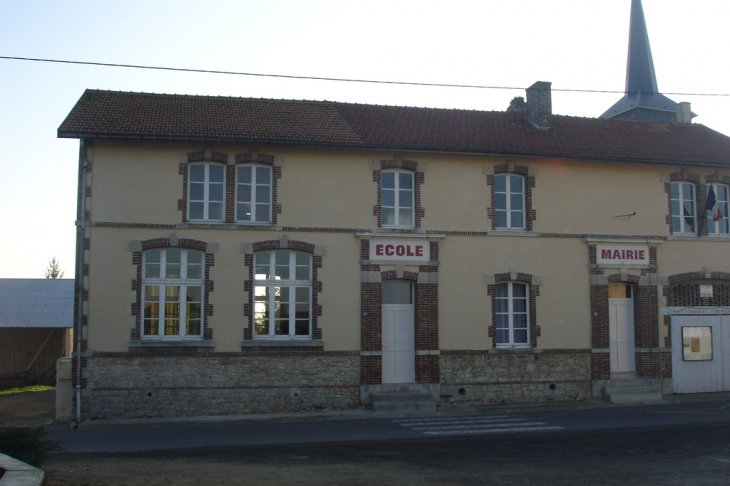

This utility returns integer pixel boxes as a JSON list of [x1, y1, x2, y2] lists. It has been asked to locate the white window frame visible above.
[[254, 250, 312, 339], [235, 165, 273, 224], [381, 170, 415, 228], [188, 163, 225, 222], [494, 174, 525, 230], [142, 249, 204, 339], [494, 282, 530, 348], [707, 183, 730, 236], [670, 182, 697, 235]]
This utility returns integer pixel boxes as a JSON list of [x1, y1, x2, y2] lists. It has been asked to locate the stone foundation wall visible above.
[[440, 351, 592, 404], [82, 355, 361, 419]]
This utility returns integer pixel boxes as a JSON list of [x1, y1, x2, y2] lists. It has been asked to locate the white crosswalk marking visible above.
[[393, 415, 563, 436]]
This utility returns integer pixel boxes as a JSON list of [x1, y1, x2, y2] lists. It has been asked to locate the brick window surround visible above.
[[487, 162, 536, 231], [372, 158, 425, 228], [360, 239, 439, 385], [242, 239, 323, 347], [665, 169, 703, 235], [131, 237, 215, 349], [178, 150, 281, 224], [486, 272, 540, 348]]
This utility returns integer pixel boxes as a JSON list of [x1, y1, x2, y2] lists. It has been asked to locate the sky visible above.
[[1, 0, 729, 278]]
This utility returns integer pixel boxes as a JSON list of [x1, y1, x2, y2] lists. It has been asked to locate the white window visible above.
[[236, 165, 272, 223], [671, 182, 696, 234], [707, 184, 730, 235], [382, 171, 414, 227], [495, 282, 529, 347], [494, 174, 525, 229], [254, 251, 312, 338], [188, 164, 225, 221], [142, 249, 204, 338]]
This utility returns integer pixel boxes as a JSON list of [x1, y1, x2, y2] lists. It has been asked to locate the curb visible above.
[[0, 453, 44, 486]]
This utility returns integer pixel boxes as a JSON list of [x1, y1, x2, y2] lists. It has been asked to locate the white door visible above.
[[382, 304, 415, 383], [609, 298, 635, 373], [671, 315, 727, 393]]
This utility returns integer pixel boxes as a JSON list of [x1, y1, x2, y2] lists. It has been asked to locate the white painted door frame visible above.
[[609, 298, 635, 373], [382, 303, 415, 384]]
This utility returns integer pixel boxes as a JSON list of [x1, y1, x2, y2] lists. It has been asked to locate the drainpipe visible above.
[[74, 139, 89, 428]]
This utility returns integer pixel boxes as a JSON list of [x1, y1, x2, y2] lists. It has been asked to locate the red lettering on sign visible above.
[[416, 246, 423, 257], [638, 250, 645, 260], [385, 245, 394, 256], [613, 250, 621, 259], [626, 250, 634, 259], [407, 246, 414, 256], [601, 249, 611, 259], [376, 244, 384, 256], [396, 245, 405, 256]]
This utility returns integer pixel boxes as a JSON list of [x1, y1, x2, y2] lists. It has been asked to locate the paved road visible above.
[[47, 399, 730, 453]]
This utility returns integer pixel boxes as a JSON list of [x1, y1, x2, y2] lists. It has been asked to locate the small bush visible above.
[[0, 426, 61, 467], [0, 386, 53, 397]]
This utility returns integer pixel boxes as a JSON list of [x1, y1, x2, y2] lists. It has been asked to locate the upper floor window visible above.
[[707, 184, 729, 235], [254, 251, 312, 338], [495, 282, 529, 347], [236, 165, 272, 223], [188, 164, 224, 221], [671, 182, 696, 234], [382, 171, 413, 227], [142, 249, 204, 338], [494, 174, 525, 230]]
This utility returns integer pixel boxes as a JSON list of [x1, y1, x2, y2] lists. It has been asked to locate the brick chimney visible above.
[[676, 102, 692, 124], [526, 81, 552, 129]]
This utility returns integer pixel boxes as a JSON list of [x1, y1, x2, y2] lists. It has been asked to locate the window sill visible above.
[[129, 339, 214, 348], [488, 230, 536, 237], [178, 222, 280, 231], [242, 339, 323, 347], [493, 346, 533, 353], [376, 227, 423, 234], [667, 235, 730, 241]]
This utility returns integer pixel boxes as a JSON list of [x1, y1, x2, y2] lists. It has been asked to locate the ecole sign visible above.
[[370, 239, 429, 262], [596, 244, 650, 265]]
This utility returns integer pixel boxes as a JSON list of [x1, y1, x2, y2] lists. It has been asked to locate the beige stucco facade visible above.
[[72, 138, 730, 418]]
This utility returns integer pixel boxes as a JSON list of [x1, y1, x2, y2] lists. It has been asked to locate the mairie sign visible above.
[[596, 244, 650, 265]]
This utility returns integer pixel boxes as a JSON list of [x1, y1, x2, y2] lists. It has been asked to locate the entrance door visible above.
[[382, 281, 414, 384], [609, 296, 635, 374]]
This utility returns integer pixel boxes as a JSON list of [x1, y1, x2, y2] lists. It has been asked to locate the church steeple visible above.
[[624, 0, 658, 96], [601, 0, 690, 122]]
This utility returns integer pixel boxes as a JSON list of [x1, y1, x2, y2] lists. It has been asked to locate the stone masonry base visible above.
[[440, 351, 592, 405], [82, 355, 361, 419]]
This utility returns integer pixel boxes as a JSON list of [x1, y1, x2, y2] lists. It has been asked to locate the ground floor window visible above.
[[495, 282, 529, 346], [142, 249, 204, 338], [254, 250, 312, 338]]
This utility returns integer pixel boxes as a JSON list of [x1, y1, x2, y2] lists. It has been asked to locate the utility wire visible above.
[[2, 55, 729, 97]]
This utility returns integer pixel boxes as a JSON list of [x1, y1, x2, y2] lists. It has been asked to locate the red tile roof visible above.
[[58, 89, 730, 167]]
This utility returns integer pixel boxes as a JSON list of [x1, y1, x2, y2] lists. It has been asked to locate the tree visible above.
[[45, 257, 65, 279]]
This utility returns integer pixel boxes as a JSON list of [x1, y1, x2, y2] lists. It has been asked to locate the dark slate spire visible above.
[[624, 0, 658, 95], [601, 0, 690, 122]]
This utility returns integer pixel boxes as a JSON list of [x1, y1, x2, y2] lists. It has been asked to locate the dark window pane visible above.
[[510, 193, 523, 210], [256, 185, 270, 203], [382, 208, 395, 225], [255, 204, 270, 222], [399, 208, 413, 226], [495, 283, 508, 297], [382, 189, 395, 207], [513, 329, 528, 344], [237, 185, 251, 203], [295, 320, 309, 335], [399, 172, 413, 189], [495, 210, 507, 228], [237, 166, 251, 184], [495, 193, 507, 210], [189, 165, 205, 182], [256, 167, 271, 184], [189, 202, 204, 220], [511, 211, 524, 228], [208, 202, 223, 220], [275, 320, 289, 335], [399, 190, 413, 208], [209, 165, 224, 182], [510, 176, 523, 193], [494, 175, 506, 193], [382, 172, 395, 188], [209, 184, 223, 201], [382, 281, 412, 304], [190, 183, 204, 201], [670, 183, 679, 199], [496, 329, 509, 344]]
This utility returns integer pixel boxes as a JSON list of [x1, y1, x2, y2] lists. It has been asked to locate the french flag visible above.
[[706, 185, 722, 222]]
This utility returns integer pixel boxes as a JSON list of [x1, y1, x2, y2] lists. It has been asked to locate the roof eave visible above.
[[56, 131, 730, 170]]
